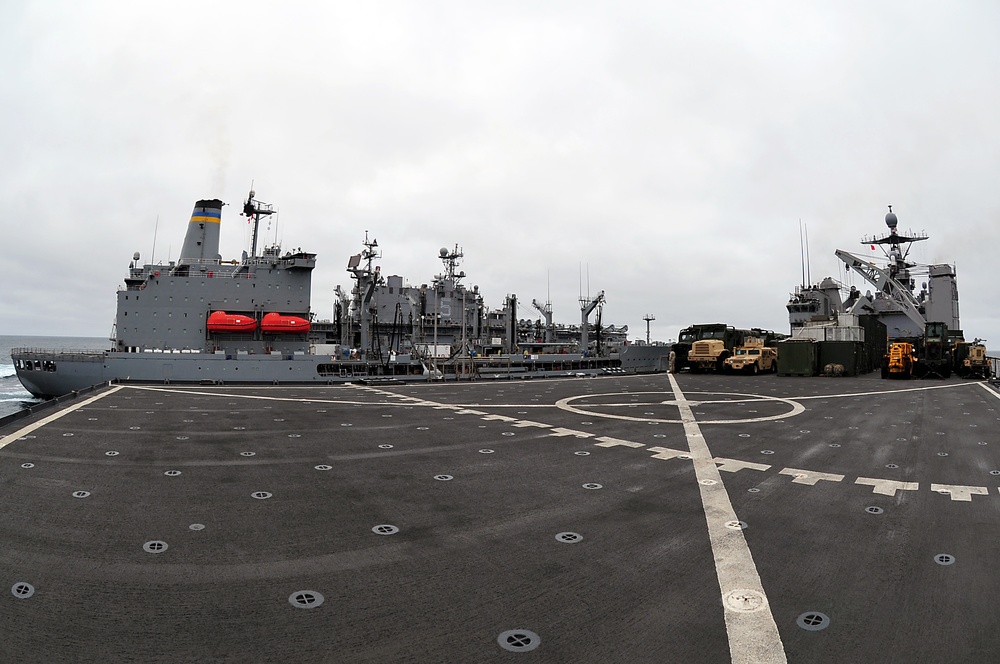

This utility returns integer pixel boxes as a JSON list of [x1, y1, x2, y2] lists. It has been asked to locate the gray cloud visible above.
[[3, 1, 998, 346]]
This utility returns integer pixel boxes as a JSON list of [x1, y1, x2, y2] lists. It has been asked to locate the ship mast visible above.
[[836, 205, 929, 333], [242, 186, 275, 259]]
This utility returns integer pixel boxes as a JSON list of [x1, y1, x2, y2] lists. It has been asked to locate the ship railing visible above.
[[11, 348, 106, 362], [988, 355, 1000, 381], [122, 261, 262, 289]]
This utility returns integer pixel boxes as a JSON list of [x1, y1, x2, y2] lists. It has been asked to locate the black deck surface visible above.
[[1, 372, 998, 663]]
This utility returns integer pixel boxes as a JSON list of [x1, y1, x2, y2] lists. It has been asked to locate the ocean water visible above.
[[0, 335, 108, 420]]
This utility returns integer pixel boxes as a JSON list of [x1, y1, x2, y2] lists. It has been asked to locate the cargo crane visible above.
[[579, 291, 605, 355], [531, 299, 554, 342]]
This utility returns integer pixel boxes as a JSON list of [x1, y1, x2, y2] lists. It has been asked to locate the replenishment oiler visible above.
[[12, 191, 672, 398]]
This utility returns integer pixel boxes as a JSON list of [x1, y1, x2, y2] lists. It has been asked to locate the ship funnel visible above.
[[179, 199, 223, 265]]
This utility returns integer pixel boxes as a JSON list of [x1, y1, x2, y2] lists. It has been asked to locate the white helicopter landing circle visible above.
[[554, 391, 805, 425]]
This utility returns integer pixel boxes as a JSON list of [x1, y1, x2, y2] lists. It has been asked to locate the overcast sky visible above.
[[3, 1, 999, 345]]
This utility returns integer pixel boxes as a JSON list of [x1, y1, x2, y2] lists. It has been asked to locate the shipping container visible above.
[[858, 315, 888, 374], [777, 339, 818, 376], [817, 340, 864, 376]]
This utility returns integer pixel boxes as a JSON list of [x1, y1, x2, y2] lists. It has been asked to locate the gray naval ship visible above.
[[12, 192, 671, 398], [4, 203, 1000, 663], [787, 206, 960, 340]]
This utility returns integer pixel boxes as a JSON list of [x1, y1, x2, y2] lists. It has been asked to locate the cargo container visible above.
[[777, 339, 818, 377]]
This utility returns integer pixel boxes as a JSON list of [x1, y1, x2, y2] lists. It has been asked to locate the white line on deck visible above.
[[668, 373, 786, 663], [0, 386, 125, 451]]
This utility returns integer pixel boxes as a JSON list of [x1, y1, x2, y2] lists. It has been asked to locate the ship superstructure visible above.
[[115, 194, 316, 358], [13, 192, 669, 397], [788, 207, 961, 340]]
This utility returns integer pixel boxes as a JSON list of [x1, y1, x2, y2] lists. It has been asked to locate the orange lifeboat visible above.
[[261, 312, 311, 333], [207, 311, 258, 333]]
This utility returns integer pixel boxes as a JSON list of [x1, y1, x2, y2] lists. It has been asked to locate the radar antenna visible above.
[[241, 183, 275, 259], [439, 244, 464, 283]]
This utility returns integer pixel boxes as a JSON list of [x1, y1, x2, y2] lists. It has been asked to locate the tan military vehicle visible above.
[[723, 338, 778, 374]]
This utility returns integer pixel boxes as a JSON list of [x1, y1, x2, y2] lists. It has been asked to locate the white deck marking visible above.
[[792, 381, 982, 401], [547, 428, 594, 438], [978, 382, 1000, 401], [0, 386, 125, 451], [855, 478, 919, 497], [646, 446, 689, 460], [714, 458, 771, 473], [512, 420, 551, 429], [779, 468, 845, 486], [931, 484, 988, 502], [555, 391, 804, 425], [594, 436, 646, 449], [480, 414, 519, 423], [668, 374, 786, 663]]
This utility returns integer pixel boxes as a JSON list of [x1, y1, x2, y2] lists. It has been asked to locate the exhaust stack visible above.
[[178, 199, 223, 265]]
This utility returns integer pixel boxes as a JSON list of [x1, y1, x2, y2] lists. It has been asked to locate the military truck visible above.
[[913, 322, 951, 379], [954, 340, 990, 379], [672, 324, 737, 372], [723, 338, 778, 374], [672, 324, 785, 373]]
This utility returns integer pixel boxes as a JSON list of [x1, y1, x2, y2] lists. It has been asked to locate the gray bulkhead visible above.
[[114, 199, 316, 356]]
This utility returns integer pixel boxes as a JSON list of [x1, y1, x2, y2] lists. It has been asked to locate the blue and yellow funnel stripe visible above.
[[190, 199, 224, 224]]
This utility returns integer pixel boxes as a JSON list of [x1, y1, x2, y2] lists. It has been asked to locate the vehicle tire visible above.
[[751, 363, 759, 375]]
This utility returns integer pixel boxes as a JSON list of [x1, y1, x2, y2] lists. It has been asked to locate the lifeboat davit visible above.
[[207, 311, 258, 333], [261, 312, 311, 333]]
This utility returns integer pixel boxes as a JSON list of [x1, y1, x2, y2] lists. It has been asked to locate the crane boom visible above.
[[835, 249, 925, 332]]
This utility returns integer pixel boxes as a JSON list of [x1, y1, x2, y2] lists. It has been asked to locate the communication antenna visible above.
[[242, 180, 275, 258], [643, 314, 656, 344], [799, 219, 805, 288], [805, 222, 812, 286], [151, 214, 159, 265]]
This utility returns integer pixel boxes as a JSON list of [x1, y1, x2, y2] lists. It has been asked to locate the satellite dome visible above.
[[439, 247, 449, 257], [885, 205, 898, 229]]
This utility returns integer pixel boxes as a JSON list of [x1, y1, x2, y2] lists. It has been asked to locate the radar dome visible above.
[[885, 205, 898, 229], [440, 247, 449, 257]]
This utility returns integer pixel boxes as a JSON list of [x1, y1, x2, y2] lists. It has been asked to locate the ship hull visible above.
[[13, 344, 671, 398]]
